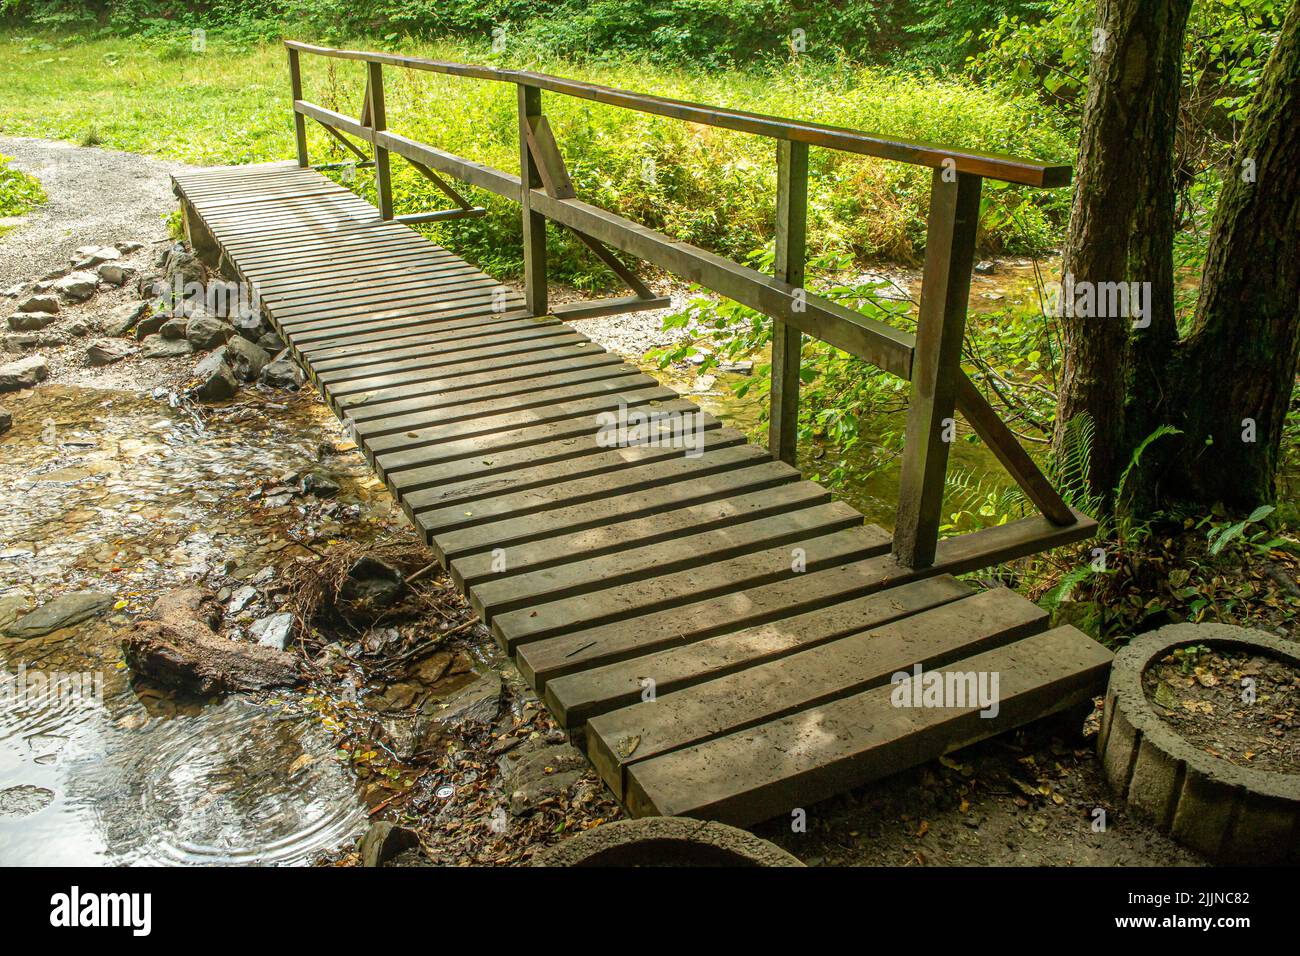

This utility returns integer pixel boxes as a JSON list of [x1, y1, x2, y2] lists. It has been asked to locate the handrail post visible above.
[[893, 168, 982, 569], [288, 47, 308, 168], [769, 139, 808, 466], [518, 83, 548, 316], [366, 62, 394, 220]]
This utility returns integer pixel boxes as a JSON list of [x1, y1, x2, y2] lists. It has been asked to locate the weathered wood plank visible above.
[[448, 467, 809, 585], [538, 575, 971, 724], [587, 587, 1047, 796], [468, 498, 863, 623], [492, 525, 891, 651], [624, 626, 1113, 824]]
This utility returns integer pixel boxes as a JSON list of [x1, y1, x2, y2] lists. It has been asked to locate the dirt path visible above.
[[0, 135, 195, 288]]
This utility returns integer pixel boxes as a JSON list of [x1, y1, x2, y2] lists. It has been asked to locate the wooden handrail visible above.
[[284, 39, 1083, 570], [284, 40, 1071, 187]]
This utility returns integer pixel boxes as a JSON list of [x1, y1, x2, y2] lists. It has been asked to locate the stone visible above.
[[432, 672, 502, 729], [137, 272, 167, 300], [0, 354, 48, 393], [104, 302, 149, 337], [501, 736, 587, 817], [974, 260, 997, 275], [0, 594, 28, 631], [232, 310, 265, 341], [256, 332, 283, 354], [249, 612, 294, 651], [134, 312, 168, 340], [260, 355, 302, 390], [4, 591, 114, 639], [359, 821, 420, 867], [226, 585, 257, 615], [164, 250, 205, 293], [86, 339, 133, 366], [218, 336, 269, 382], [72, 245, 120, 270], [115, 240, 146, 254], [7, 311, 58, 332], [190, 352, 238, 401], [185, 314, 234, 352], [67, 318, 99, 338], [1, 283, 24, 298], [160, 316, 188, 340], [140, 334, 193, 359], [52, 271, 98, 303], [0, 406, 10, 435], [340, 556, 404, 608], [17, 294, 58, 314], [299, 468, 340, 498], [121, 588, 303, 694], [97, 262, 135, 286], [1, 332, 62, 351]]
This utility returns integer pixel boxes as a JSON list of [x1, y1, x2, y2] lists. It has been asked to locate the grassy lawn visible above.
[[0, 30, 1075, 279]]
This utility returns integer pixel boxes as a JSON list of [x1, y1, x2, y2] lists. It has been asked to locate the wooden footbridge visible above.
[[172, 41, 1112, 826]]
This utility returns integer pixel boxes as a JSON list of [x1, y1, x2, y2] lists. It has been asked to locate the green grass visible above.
[[0, 152, 46, 235], [0, 30, 1075, 280]]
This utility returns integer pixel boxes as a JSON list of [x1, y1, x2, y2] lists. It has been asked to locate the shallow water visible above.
[[0, 384, 398, 865]]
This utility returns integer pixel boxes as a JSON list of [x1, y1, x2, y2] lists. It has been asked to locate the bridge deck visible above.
[[173, 162, 1109, 826]]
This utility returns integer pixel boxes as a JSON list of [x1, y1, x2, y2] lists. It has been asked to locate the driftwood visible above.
[[121, 588, 304, 694]]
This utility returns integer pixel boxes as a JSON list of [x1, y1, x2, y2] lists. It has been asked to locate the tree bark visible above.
[[1160, 1, 1300, 507], [1054, 0, 1192, 504]]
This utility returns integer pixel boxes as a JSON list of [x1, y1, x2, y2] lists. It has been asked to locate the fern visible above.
[[1116, 424, 1184, 506]]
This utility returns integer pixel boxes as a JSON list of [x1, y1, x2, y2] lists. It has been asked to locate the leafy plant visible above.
[[1204, 504, 1282, 556]]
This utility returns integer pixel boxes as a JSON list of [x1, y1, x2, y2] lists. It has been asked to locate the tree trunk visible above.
[[1054, 0, 1192, 504], [1158, 1, 1300, 508]]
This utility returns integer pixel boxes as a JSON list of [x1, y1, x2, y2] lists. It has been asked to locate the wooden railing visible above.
[[284, 40, 1086, 570]]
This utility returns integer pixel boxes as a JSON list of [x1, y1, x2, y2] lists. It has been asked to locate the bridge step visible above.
[[172, 163, 1108, 827]]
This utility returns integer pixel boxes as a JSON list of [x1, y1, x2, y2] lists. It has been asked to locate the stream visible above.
[[0, 385, 393, 864]]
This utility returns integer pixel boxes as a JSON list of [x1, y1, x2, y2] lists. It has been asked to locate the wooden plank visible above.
[[364, 384, 680, 458], [291, 302, 531, 351], [448, 465, 808, 583], [320, 342, 615, 397], [526, 188, 915, 378], [467, 498, 863, 623], [955, 374, 1076, 527], [316, 330, 589, 388], [289, 47, 309, 166], [271, 274, 496, 321], [519, 85, 547, 316], [491, 525, 891, 651], [350, 372, 664, 440], [623, 625, 1113, 824], [551, 296, 671, 321], [317, 341, 610, 395], [538, 575, 971, 724], [528, 550, 941, 704], [402, 428, 752, 531], [284, 41, 1073, 187], [264, 266, 485, 310], [342, 362, 640, 424], [587, 586, 1048, 796], [893, 170, 982, 568], [768, 139, 806, 466], [372, 393, 701, 477], [524, 112, 577, 199]]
